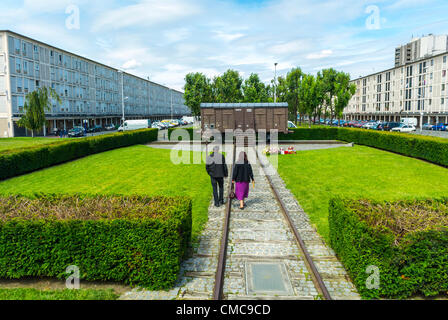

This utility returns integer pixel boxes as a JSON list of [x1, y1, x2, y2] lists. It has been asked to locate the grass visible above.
[[273, 145, 448, 243], [0, 145, 211, 240], [0, 137, 63, 153], [0, 288, 118, 300]]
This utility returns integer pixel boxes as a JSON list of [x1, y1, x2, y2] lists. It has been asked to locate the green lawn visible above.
[[273, 145, 448, 243], [0, 288, 118, 300], [0, 137, 63, 153], [0, 145, 211, 240]]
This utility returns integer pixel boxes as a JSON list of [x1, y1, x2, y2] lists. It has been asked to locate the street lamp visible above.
[[274, 63, 278, 103]]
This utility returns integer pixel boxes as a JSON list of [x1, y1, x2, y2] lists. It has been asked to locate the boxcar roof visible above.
[[200, 103, 288, 108]]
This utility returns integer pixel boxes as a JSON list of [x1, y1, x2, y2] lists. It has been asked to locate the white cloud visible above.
[[306, 49, 333, 60], [212, 31, 245, 42], [92, 0, 201, 31], [122, 59, 142, 70]]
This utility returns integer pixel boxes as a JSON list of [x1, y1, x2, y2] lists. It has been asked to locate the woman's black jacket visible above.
[[232, 162, 254, 183]]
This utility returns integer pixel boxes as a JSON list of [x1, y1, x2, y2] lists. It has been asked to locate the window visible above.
[[444, 56, 447, 63], [443, 84, 446, 92], [23, 60, 28, 75], [36, 80, 40, 87], [17, 77, 22, 93], [15, 59, 21, 73], [24, 78, 29, 93], [443, 70, 446, 77], [14, 38, 21, 55]]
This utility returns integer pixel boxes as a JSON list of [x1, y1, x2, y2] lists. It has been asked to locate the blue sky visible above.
[[1, 0, 448, 90]]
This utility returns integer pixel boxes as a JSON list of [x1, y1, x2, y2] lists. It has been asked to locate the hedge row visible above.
[[168, 127, 196, 141], [0, 129, 158, 181], [329, 198, 448, 299], [0, 194, 192, 289], [282, 127, 448, 167]]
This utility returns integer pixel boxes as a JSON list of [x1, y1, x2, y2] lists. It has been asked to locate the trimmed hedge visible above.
[[329, 198, 448, 299], [0, 194, 192, 289], [168, 127, 196, 141], [281, 128, 448, 167], [279, 127, 339, 140], [0, 129, 158, 181]]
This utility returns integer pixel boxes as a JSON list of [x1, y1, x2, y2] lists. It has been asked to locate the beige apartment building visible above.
[[345, 35, 448, 126], [0, 31, 189, 137]]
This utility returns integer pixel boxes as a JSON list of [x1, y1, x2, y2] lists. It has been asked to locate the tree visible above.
[[320, 68, 338, 124], [242, 73, 269, 102], [183, 72, 213, 117], [212, 69, 243, 103], [334, 72, 356, 124], [17, 87, 61, 137], [285, 68, 304, 124], [299, 74, 324, 128]]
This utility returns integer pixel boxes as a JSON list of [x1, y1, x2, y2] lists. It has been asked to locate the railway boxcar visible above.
[[200, 103, 289, 134]]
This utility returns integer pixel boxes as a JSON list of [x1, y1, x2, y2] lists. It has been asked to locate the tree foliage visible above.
[[17, 87, 61, 137], [182, 68, 356, 123]]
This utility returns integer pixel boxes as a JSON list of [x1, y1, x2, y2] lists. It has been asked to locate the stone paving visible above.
[[121, 144, 360, 300]]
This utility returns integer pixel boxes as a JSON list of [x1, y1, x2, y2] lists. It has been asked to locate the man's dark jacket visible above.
[[206, 153, 228, 178]]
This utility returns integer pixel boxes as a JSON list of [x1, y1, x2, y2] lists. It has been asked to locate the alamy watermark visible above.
[[365, 5, 381, 30], [366, 265, 380, 290], [65, 4, 81, 30], [66, 265, 80, 289]]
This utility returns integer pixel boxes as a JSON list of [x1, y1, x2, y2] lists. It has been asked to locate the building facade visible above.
[[0, 31, 190, 137], [346, 35, 448, 126]]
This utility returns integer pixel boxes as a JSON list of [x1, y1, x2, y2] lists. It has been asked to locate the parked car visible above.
[[382, 122, 401, 131], [431, 123, 447, 131], [105, 124, 116, 131], [362, 122, 376, 129], [391, 124, 417, 133], [68, 127, 85, 138], [422, 123, 433, 130], [288, 121, 297, 129]]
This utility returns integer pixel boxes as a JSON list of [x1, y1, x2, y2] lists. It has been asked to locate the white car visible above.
[[362, 122, 376, 129], [288, 121, 297, 129], [391, 125, 417, 133]]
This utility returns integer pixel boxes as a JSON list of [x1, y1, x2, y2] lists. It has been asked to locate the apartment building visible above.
[[0, 30, 190, 137], [346, 35, 448, 126]]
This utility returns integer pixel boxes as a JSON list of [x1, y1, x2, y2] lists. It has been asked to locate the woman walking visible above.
[[232, 151, 255, 210]]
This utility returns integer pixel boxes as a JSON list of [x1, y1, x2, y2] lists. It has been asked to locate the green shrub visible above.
[[279, 127, 448, 167], [279, 127, 339, 140], [168, 128, 196, 141], [0, 194, 191, 290], [329, 198, 448, 299], [0, 129, 158, 180]]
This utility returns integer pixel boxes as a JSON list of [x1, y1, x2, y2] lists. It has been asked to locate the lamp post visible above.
[[274, 63, 278, 103]]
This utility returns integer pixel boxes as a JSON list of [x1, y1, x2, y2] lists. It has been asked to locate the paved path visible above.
[[121, 144, 359, 300], [222, 147, 359, 300]]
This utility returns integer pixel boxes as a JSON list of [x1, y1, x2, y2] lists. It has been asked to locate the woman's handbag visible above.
[[229, 182, 236, 199]]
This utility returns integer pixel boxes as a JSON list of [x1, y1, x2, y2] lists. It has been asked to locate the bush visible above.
[[0, 194, 192, 290], [0, 129, 158, 181], [280, 128, 448, 167], [279, 127, 339, 140], [329, 198, 448, 299], [168, 127, 197, 141]]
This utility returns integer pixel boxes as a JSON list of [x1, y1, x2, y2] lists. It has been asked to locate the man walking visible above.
[[206, 146, 228, 208]]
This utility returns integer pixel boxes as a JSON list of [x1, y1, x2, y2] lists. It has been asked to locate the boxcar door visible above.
[[203, 109, 216, 130], [235, 108, 244, 130], [222, 109, 234, 130], [245, 108, 255, 131], [273, 109, 286, 132], [255, 108, 267, 132]]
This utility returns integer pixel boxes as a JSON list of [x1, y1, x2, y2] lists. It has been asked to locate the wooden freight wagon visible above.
[[200, 103, 289, 134]]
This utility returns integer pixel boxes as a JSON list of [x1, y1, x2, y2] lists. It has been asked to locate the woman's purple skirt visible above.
[[235, 182, 249, 201]]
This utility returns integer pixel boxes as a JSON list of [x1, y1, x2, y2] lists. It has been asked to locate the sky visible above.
[[1, 0, 448, 91]]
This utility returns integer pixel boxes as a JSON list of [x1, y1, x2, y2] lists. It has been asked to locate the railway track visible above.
[[212, 142, 332, 300]]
